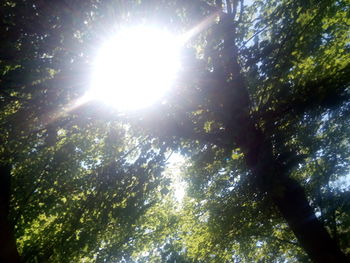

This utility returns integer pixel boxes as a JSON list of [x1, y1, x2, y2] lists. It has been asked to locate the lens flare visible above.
[[88, 26, 181, 110]]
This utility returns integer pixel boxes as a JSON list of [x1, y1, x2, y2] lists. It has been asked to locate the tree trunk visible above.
[[270, 174, 349, 263], [213, 0, 350, 260], [0, 163, 21, 263], [241, 125, 349, 263]]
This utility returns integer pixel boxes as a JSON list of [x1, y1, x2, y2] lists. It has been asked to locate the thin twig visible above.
[[238, 0, 244, 23]]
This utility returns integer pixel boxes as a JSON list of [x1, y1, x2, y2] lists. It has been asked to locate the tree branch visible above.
[[260, 63, 350, 125], [238, 0, 244, 23]]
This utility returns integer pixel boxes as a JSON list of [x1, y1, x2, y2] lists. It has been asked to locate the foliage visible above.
[[0, 0, 349, 262]]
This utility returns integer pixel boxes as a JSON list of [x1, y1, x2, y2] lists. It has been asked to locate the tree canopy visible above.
[[0, 0, 350, 262]]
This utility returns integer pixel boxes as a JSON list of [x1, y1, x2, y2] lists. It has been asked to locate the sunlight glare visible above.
[[167, 153, 187, 203], [88, 26, 181, 110]]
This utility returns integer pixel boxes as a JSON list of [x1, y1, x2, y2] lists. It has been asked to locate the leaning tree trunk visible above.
[[0, 163, 21, 263], [271, 174, 349, 263], [205, 1, 348, 261], [240, 125, 349, 263]]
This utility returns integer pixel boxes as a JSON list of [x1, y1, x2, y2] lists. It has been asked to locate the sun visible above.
[[87, 26, 182, 110]]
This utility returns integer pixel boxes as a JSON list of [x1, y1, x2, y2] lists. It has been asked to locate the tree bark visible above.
[[0, 163, 21, 263], [220, 14, 350, 258], [199, 3, 348, 261], [270, 174, 349, 263], [240, 125, 349, 263]]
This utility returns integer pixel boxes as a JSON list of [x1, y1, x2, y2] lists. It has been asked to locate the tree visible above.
[[140, 0, 350, 261], [0, 0, 349, 262], [1, 1, 171, 262]]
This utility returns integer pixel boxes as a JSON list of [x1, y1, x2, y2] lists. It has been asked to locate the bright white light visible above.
[[167, 153, 187, 203], [88, 26, 181, 110], [174, 181, 186, 203]]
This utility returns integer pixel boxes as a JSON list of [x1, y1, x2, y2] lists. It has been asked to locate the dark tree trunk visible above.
[[241, 125, 349, 263], [0, 163, 21, 263], [188, 3, 348, 261], [270, 175, 349, 263]]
